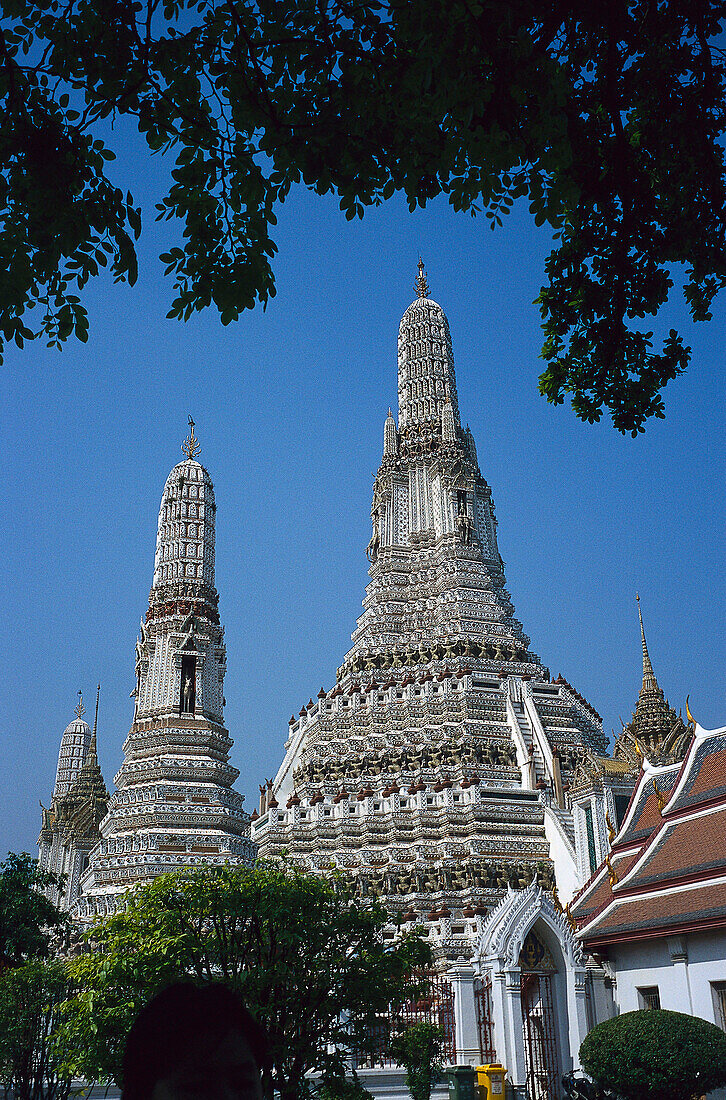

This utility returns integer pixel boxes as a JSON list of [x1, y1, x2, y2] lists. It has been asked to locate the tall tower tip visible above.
[[182, 415, 201, 460], [636, 593, 656, 682], [414, 258, 430, 299]]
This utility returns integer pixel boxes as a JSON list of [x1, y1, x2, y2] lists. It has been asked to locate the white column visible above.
[[449, 965, 479, 1064], [567, 967, 592, 1072], [502, 968, 527, 1088]]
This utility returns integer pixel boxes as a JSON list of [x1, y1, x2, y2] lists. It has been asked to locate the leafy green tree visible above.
[[390, 1023, 445, 1100], [0, 853, 66, 969], [2, 0, 726, 431], [579, 1009, 726, 1100], [63, 862, 431, 1100], [0, 958, 76, 1100]]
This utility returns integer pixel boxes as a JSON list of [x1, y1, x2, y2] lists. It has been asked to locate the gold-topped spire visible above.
[[182, 415, 201, 460], [90, 683, 100, 756], [636, 593, 655, 680], [74, 690, 85, 719], [414, 258, 430, 298]]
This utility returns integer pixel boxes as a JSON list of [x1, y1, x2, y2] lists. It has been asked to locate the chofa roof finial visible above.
[[415, 258, 430, 299]]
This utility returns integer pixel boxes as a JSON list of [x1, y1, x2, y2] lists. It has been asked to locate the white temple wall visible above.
[[586, 966, 618, 1027], [542, 807, 580, 903], [609, 933, 726, 1025]]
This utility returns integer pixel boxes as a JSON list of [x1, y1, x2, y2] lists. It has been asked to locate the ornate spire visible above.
[[613, 596, 691, 767], [74, 691, 85, 719], [636, 593, 656, 690], [398, 270, 460, 432], [150, 434, 218, 624], [182, 415, 201, 460], [90, 683, 100, 759], [414, 258, 430, 299]]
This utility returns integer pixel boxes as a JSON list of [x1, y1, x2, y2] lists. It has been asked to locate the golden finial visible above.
[[414, 258, 430, 298], [564, 901, 577, 932], [182, 415, 201, 460], [74, 690, 85, 719], [685, 694, 697, 731], [552, 883, 563, 913], [629, 733, 644, 762], [651, 777, 666, 813], [605, 810, 615, 844], [605, 853, 618, 887]]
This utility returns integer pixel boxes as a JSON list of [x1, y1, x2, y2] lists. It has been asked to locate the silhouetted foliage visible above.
[[2, 0, 726, 430]]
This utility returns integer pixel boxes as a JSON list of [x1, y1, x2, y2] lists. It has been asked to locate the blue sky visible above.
[[4, 141, 725, 854]]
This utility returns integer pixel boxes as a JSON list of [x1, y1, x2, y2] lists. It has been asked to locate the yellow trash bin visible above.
[[475, 1064, 506, 1100]]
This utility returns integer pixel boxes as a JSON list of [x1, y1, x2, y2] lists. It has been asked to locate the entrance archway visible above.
[[520, 931, 560, 1100], [473, 882, 590, 1099]]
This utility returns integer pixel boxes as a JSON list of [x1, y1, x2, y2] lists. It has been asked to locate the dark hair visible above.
[[121, 983, 269, 1100]]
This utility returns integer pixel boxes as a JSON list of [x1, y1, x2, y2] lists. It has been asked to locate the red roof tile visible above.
[[583, 880, 726, 945], [675, 745, 726, 809], [623, 806, 726, 890], [571, 851, 640, 921]]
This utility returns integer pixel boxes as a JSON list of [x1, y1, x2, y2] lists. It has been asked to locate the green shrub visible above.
[[390, 1023, 445, 1100], [580, 1009, 726, 1100]]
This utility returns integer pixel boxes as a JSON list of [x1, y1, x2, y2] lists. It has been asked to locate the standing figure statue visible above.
[[182, 672, 194, 713], [456, 508, 473, 546]]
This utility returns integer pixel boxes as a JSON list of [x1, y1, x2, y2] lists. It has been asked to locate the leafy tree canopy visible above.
[[579, 1008, 726, 1100], [0, 853, 66, 969], [2, 0, 725, 432], [0, 958, 77, 1100], [63, 862, 431, 1100]]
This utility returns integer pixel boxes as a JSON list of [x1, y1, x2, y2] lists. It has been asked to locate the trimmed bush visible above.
[[580, 1009, 726, 1100]]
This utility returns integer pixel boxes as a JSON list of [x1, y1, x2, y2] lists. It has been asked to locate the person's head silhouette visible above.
[[122, 983, 268, 1100]]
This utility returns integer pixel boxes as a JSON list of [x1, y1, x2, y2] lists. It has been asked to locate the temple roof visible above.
[[573, 721, 726, 949]]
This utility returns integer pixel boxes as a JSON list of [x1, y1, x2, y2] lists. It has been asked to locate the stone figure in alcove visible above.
[[182, 673, 195, 713]]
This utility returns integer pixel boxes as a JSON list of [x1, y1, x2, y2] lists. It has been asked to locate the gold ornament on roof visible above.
[[651, 777, 666, 813], [414, 258, 430, 298], [605, 852, 618, 887], [685, 694, 697, 731], [74, 690, 85, 719], [605, 810, 616, 843], [631, 734, 645, 762], [182, 416, 201, 460]]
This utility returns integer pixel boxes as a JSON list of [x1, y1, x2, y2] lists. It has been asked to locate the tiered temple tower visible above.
[[253, 266, 608, 967], [76, 423, 253, 917], [568, 596, 693, 883], [616, 595, 692, 765], [38, 688, 110, 910]]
